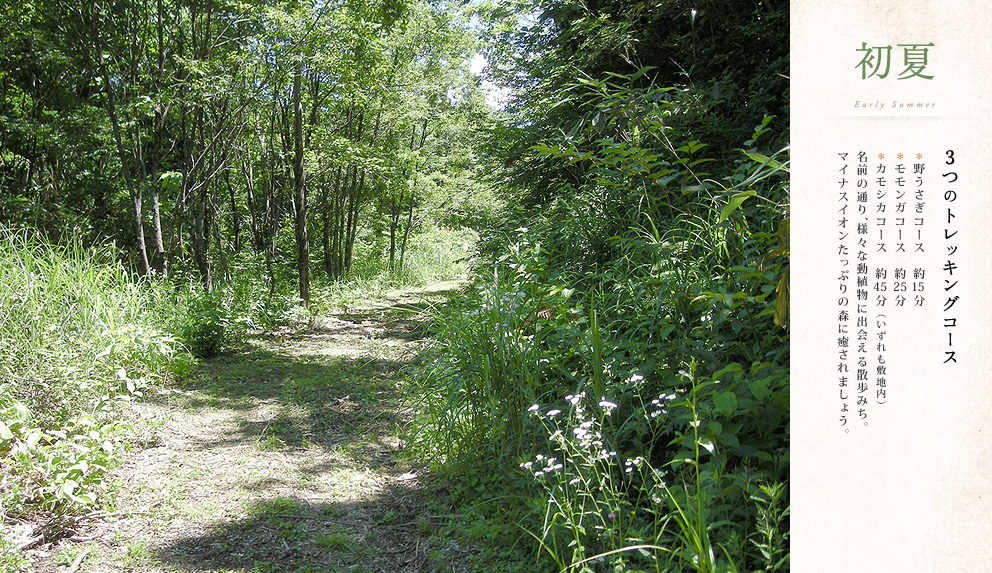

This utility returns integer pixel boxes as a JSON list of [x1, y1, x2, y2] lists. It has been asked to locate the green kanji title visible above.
[[857, 42, 934, 80]]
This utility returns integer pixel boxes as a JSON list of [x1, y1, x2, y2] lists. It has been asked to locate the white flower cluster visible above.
[[526, 403, 564, 419], [564, 391, 586, 405], [624, 456, 645, 474], [519, 453, 564, 477], [649, 392, 678, 418]]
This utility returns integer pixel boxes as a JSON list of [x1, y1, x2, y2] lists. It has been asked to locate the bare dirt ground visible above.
[[27, 280, 468, 573]]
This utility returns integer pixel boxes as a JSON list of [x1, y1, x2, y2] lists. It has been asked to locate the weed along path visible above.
[[36, 281, 464, 573]]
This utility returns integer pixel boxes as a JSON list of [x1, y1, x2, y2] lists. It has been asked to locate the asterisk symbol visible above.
[[916, 153, 923, 159], [878, 153, 884, 159], [897, 153, 904, 160]]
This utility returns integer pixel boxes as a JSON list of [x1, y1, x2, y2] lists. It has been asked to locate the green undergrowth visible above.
[[0, 230, 184, 539], [164, 225, 477, 359], [407, 85, 790, 572]]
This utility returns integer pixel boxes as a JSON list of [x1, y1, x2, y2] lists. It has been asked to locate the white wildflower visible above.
[[624, 456, 644, 472]]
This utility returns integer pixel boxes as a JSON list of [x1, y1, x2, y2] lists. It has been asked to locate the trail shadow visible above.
[[150, 348, 411, 454], [139, 283, 470, 572], [155, 485, 446, 572], [146, 286, 449, 455]]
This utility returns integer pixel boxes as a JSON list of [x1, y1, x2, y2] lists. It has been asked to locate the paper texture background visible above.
[[792, 1, 992, 570]]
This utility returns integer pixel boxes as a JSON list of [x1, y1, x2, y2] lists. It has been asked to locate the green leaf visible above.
[[0, 420, 12, 440], [748, 378, 772, 402], [718, 191, 756, 224], [712, 362, 742, 382], [592, 112, 605, 133], [26, 430, 42, 448], [60, 479, 84, 504], [718, 431, 740, 448], [714, 391, 737, 416], [698, 437, 715, 454], [707, 421, 723, 437], [774, 267, 790, 328], [743, 151, 783, 171], [12, 401, 31, 421], [630, 66, 657, 81]]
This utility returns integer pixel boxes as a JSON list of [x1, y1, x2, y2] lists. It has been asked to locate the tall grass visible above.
[[0, 230, 177, 423], [0, 229, 181, 520], [410, 269, 550, 465]]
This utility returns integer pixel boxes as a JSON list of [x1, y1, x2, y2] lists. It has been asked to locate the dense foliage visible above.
[[0, 0, 486, 564], [0, 232, 181, 522], [410, 0, 789, 571], [0, 0, 492, 294]]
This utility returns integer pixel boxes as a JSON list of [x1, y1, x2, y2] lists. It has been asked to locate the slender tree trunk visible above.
[[344, 170, 364, 274], [149, 108, 167, 277], [149, 0, 168, 277], [189, 108, 212, 292], [212, 188, 231, 283], [388, 188, 402, 270], [242, 152, 262, 251], [97, 59, 150, 274], [261, 81, 280, 301], [398, 195, 414, 270], [191, 190, 212, 292], [225, 168, 241, 252], [292, 65, 309, 307], [322, 166, 340, 278]]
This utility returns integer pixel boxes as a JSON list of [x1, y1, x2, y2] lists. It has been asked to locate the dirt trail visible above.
[[33, 280, 466, 573]]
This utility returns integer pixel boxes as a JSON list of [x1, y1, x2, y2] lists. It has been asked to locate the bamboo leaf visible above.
[[718, 191, 757, 223]]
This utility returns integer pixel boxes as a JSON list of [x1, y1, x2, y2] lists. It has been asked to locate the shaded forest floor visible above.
[[29, 279, 469, 573]]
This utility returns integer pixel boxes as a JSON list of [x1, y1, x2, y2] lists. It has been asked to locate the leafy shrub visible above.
[[176, 293, 230, 358]]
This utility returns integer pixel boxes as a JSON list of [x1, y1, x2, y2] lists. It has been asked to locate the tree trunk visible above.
[[149, 107, 168, 277], [97, 58, 150, 275], [291, 64, 309, 307], [387, 188, 403, 271], [225, 168, 241, 252], [398, 194, 414, 270], [323, 166, 341, 278], [344, 169, 364, 274]]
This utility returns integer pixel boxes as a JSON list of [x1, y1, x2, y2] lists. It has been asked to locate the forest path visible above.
[[36, 279, 467, 573]]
